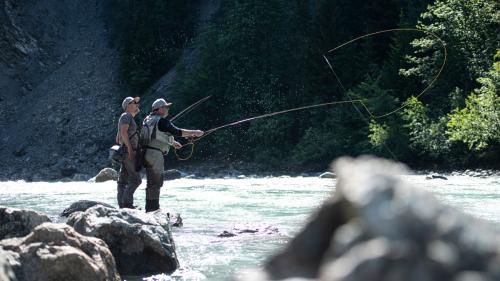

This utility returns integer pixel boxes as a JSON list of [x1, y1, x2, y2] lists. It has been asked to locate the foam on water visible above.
[[0, 175, 499, 280]]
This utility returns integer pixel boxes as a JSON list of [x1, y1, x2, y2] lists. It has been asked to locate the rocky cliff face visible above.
[[0, 0, 125, 180], [0, 0, 220, 181]]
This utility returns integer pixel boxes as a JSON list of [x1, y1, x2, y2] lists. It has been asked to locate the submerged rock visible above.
[[60, 200, 115, 217], [425, 174, 448, 180], [164, 169, 182, 180], [0, 223, 120, 281], [89, 168, 118, 182], [218, 224, 279, 238], [218, 231, 237, 238], [170, 213, 183, 227], [0, 207, 51, 240], [236, 156, 500, 281], [66, 206, 179, 276], [319, 172, 336, 179]]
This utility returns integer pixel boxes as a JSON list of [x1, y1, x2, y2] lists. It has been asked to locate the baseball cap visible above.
[[122, 97, 140, 110], [152, 98, 173, 111]]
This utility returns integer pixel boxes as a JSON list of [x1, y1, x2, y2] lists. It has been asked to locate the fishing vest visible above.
[[143, 114, 174, 154]]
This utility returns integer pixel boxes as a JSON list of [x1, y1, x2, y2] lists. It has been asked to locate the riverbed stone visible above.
[[0, 223, 120, 281], [60, 200, 115, 217], [66, 206, 179, 275], [0, 207, 51, 240], [218, 224, 279, 238], [89, 168, 118, 182], [235, 156, 500, 281], [164, 169, 182, 180], [426, 174, 448, 180]]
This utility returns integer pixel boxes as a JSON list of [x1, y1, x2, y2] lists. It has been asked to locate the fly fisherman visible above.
[[143, 98, 204, 212], [116, 96, 142, 209]]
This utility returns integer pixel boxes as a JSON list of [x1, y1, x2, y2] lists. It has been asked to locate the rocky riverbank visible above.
[[0, 202, 181, 281]]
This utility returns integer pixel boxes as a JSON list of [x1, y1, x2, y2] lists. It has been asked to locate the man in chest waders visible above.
[[116, 96, 142, 209], [143, 98, 204, 212]]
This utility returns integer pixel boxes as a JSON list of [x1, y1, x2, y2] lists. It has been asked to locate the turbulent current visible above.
[[0, 175, 499, 280]]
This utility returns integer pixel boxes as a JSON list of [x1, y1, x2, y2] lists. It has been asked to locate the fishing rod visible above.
[[323, 28, 447, 160], [325, 28, 447, 119], [171, 95, 212, 122], [173, 28, 447, 160], [173, 99, 369, 160]]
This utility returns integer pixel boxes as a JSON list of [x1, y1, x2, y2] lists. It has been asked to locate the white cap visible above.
[[152, 98, 172, 111], [122, 96, 140, 110]]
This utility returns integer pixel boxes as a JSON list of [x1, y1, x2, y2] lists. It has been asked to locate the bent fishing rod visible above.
[[170, 95, 212, 122], [173, 28, 447, 160]]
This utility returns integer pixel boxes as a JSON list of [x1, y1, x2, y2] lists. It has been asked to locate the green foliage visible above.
[[369, 121, 389, 149], [447, 51, 500, 150], [401, 97, 450, 157], [401, 0, 500, 110], [105, 0, 500, 169]]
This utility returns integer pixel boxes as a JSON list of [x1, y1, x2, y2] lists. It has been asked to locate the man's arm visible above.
[[158, 118, 203, 138], [120, 123, 134, 160], [181, 129, 204, 138]]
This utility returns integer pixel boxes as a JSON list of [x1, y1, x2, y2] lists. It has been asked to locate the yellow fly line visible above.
[[173, 28, 447, 160]]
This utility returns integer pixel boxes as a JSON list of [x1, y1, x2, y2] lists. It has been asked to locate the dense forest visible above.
[[106, 0, 499, 171]]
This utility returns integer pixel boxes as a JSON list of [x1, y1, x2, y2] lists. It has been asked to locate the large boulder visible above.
[[164, 169, 182, 180], [66, 206, 179, 275], [0, 249, 17, 281], [0, 207, 51, 240], [60, 200, 115, 217], [236, 156, 500, 281], [0, 223, 120, 281], [89, 168, 118, 183]]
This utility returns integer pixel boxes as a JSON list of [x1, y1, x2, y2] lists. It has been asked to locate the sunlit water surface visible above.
[[1, 175, 499, 280]]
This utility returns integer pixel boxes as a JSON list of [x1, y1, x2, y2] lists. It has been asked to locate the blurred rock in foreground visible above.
[[236, 156, 500, 281]]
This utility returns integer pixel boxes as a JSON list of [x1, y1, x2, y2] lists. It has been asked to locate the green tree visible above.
[[104, 0, 198, 91], [401, 0, 500, 112], [447, 50, 500, 150], [401, 96, 450, 157]]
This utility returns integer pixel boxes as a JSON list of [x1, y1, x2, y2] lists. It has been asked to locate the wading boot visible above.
[[145, 199, 160, 212]]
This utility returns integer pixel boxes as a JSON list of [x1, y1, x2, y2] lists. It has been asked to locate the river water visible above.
[[0, 175, 499, 280]]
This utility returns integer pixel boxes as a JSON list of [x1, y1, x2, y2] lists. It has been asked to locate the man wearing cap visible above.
[[142, 98, 203, 212], [116, 96, 142, 209]]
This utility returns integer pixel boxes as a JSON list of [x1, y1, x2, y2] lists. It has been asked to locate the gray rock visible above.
[[171, 213, 183, 227], [0, 249, 17, 281], [319, 172, 336, 179], [60, 200, 115, 217], [164, 169, 182, 180], [219, 224, 279, 238], [425, 174, 448, 180], [66, 206, 179, 275], [235, 156, 500, 281], [0, 223, 120, 281], [0, 207, 51, 240], [218, 231, 237, 238], [89, 168, 118, 182], [71, 173, 89, 181]]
